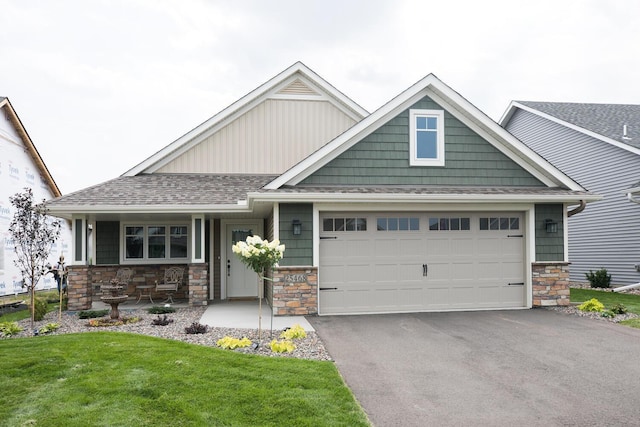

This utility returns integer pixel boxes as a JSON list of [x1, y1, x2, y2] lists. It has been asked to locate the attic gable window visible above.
[[409, 109, 445, 166]]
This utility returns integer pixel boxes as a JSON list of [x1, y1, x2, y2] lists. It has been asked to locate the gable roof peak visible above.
[[123, 62, 368, 176], [266, 72, 583, 191]]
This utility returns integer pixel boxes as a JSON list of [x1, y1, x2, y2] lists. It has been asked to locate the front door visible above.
[[226, 223, 260, 298]]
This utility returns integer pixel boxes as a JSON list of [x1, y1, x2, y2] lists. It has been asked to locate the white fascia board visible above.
[[124, 62, 367, 176], [248, 191, 601, 205], [503, 102, 640, 158], [427, 89, 584, 191]]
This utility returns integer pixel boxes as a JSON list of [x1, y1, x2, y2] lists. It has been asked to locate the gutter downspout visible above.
[[567, 200, 586, 217], [628, 193, 640, 204]]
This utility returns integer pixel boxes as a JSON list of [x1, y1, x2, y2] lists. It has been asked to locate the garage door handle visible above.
[[320, 236, 337, 240], [508, 282, 524, 286], [320, 287, 338, 291], [423, 264, 428, 277]]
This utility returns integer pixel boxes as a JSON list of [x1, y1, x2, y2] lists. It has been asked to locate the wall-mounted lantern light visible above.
[[545, 219, 558, 234], [292, 219, 302, 236]]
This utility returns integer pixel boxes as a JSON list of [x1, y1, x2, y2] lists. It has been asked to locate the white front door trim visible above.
[[220, 219, 263, 300]]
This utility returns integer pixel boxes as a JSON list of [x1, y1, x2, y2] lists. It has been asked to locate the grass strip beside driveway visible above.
[[570, 288, 640, 315], [0, 332, 369, 427]]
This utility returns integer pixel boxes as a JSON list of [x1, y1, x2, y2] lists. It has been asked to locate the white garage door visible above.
[[319, 212, 526, 315]]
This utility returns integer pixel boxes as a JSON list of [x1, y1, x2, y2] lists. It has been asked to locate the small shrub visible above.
[[39, 322, 61, 334], [601, 310, 616, 319], [0, 321, 23, 337], [577, 298, 605, 312], [269, 339, 296, 353], [185, 322, 207, 334], [78, 309, 109, 319], [216, 336, 252, 349], [280, 324, 307, 340], [147, 306, 177, 314], [31, 297, 48, 321], [610, 303, 628, 315], [585, 268, 611, 288], [40, 291, 61, 303], [151, 315, 174, 326]]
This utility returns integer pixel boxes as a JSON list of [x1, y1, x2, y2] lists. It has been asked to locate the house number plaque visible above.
[[284, 274, 307, 283]]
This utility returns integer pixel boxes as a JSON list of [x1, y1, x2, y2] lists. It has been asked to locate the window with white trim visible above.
[[409, 109, 445, 166], [123, 224, 189, 262]]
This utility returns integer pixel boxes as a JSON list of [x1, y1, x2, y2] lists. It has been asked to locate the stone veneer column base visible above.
[[187, 263, 208, 306], [67, 265, 92, 311], [272, 266, 318, 316], [532, 262, 570, 307]]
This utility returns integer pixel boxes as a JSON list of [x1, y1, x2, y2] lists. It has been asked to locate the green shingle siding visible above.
[[96, 221, 119, 265], [279, 203, 313, 266], [302, 95, 544, 187], [535, 204, 564, 261]]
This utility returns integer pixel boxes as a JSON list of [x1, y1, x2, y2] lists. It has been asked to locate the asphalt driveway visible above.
[[308, 309, 640, 427]]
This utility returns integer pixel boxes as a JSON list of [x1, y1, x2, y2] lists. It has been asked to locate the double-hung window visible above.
[[123, 224, 188, 262], [409, 109, 445, 166]]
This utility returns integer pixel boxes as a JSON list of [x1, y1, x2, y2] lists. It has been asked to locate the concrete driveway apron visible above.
[[308, 309, 640, 427]]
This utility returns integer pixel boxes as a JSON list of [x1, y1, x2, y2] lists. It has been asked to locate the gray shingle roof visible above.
[[518, 101, 640, 149], [47, 174, 279, 206]]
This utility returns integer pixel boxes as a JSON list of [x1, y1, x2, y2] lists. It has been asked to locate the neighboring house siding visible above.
[[0, 104, 72, 294], [95, 221, 119, 265], [535, 204, 564, 261], [506, 109, 640, 284], [157, 99, 357, 175], [278, 203, 313, 266], [302, 96, 545, 186]]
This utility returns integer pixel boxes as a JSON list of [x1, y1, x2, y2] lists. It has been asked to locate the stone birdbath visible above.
[[100, 283, 128, 319]]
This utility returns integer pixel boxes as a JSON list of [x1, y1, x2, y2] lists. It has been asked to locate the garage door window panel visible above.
[[429, 217, 470, 231], [323, 217, 367, 232], [480, 217, 520, 231], [377, 217, 419, 231]]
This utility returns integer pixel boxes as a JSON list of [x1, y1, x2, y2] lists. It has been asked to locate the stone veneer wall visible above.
[[271, 266, 317, 316], [66, 263, 208, 310], [532, 262, 570, 306]]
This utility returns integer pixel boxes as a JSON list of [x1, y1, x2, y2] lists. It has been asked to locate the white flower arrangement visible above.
[[231, 235, 285, 275]]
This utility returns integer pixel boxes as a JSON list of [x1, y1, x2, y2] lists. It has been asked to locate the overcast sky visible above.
[[2, 0, 639, 195]]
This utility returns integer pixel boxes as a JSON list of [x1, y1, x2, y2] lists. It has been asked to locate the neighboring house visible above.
[[0, 97, 72, 295], [501, 102, 640, 285], [47, 62, 598, 315]]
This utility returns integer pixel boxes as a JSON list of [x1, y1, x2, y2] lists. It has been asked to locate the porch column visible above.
[[67, 265, 92, 311], [71, 215, 87, 265], [191, 214, 205, 263], [188, 263, 208, 306]]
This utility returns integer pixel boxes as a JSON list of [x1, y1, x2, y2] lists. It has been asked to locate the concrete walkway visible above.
[[199, 300, 314, 331], [91, 298, 314, 331]]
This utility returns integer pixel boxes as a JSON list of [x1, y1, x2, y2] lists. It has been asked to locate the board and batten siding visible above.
[[506, 109, 640, 284], [278, 203, 313, 266], [302, 96, 545, 186], [156, 99, 357, 175]]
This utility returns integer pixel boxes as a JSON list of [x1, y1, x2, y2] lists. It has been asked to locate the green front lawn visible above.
[[0, 332, 370, 427], [570, 288, 640, 315]]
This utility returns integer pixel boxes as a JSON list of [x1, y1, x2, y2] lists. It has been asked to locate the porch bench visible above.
[[155, 267, 184, 304]]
